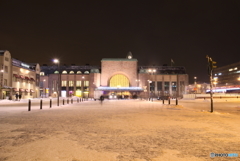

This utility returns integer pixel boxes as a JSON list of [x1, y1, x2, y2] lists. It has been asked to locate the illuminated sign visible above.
[[21, 63, 30, 68]]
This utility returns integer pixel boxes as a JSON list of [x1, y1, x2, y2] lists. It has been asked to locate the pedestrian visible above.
[[100, 95, 104, 105], [19, 93, 22, 101], [15, 93, 19, 101]]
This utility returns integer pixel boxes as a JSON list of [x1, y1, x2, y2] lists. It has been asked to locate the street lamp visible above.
[[147, 69, 156, 100], [0, 69, 4, 99], [53, 59, 60, 106]]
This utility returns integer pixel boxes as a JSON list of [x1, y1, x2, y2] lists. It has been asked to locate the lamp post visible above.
[[148, 68, 156, 101], [53, 59, 60, 106], [0, 69, 4, 99]]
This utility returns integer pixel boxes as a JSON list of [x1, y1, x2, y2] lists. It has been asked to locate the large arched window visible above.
[[110, 74, 129, 87], [62, 70, 67, 74], [54, 71, 59, 74], [77, 71, 82, 74], [69, 71, 74, 74], [84, 71, 89, 74]]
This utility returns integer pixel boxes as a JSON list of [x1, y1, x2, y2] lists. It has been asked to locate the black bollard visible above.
[[77, 98, 79, 103], [176, 98, 178, 105], [50, 99, 52, 108], [71, 99, 73, 104], [28, 99, 31, 111], [40, 99, 42, 110], [67, 99, 69, 104], [63, 99, 65, 105], [168, 98, 170, 105], [162, 99, 164, 104]]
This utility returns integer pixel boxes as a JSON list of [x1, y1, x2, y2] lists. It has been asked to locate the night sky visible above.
[[0, 1, 240, 83]]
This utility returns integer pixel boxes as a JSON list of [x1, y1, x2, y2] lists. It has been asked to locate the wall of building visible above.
[[101, 59, 138, 87]]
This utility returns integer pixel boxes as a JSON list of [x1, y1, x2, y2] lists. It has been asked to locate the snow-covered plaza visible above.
[[0, 99, 240, 161]]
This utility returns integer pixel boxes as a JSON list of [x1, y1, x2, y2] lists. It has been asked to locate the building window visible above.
[[4, 79, 7, 86], [62, 80, 67, 87], [54, 71, 59, 74], [164, 82, 170, 91], [77, 71, 82, 74], [69, 81, 74, 87], [62, 70, 67, 74], [40, 72, 45, 76], [4, 66, 8, 73], [150, 81, 155, 91], [157, 81, 162, 91], [84, 71, 89, 74], [84, 81, 89, 91], [76, 81, 81, 87], [5, 57, 9, 61], [172, 82, 177, 91], [110, 74, 129, 87]]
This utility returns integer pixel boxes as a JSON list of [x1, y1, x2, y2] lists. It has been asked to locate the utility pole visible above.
[[206, 55, 217, 113]]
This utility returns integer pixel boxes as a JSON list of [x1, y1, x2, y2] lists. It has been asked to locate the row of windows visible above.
[[150, 81, 185, 91], [61, 80, 89, 87], [40, 71, 90, 76]]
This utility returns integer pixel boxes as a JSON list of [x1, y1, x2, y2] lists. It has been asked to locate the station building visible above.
[[0, 50, 41, 100], [40, 53, 189, 99]]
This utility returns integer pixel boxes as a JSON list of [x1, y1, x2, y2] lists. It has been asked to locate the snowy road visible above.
[[0, 99, 240, 161]]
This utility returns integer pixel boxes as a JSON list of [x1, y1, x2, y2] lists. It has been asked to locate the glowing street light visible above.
[[53, 58, 60, 106]]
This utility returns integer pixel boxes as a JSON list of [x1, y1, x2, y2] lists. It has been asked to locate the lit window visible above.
[[76, 81, 81, 87], [69, 71, 74, 74], [62, 80, 67, 86], [229, 69, 233, 71], [62, 70, 67, 74], [40, 72, 45, 76], [77, 71, 82, 74], [84, 71, 89, 74], [54, 71, 59, 74], [234, 67, 238, 70], [218, 73, 222, 75], [69, 81, 74, 87]]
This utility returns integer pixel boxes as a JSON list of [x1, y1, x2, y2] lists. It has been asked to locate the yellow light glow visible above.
[[110, 74, 129, 87]]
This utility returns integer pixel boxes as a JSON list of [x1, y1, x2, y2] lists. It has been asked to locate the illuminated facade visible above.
[[40, 54, 189, 99], [0, 50, 40, 99], [213, 61, 240, 86]]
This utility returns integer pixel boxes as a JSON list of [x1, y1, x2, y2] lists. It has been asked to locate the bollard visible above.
[[40, 99, 42, 110], [63, 99, 65, 105], [168, 98, 170, 105], [71, 99, 73, 104], [28, 99, 31, 111], [50, 99, 52, 108], [176, 98, 178, 105], [67, 99, 69, 104], [162, 99, 164, 104], [77, 98, 79, 103]]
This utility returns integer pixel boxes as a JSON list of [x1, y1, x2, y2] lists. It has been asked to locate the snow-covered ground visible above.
[[0, 99, 240, 161]]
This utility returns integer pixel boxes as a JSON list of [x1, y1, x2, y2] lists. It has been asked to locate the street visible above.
[[0, 99, 240, 161]]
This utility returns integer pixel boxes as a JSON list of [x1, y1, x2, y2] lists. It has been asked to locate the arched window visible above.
[[62, 70, 67, 74], [110, 74, 129, 87], [40, 72, 45, 76], [84, 71, 89, 74], [69, 71, 74, 74], [54, 71, 59, 74], [77, 71, 82, 74]]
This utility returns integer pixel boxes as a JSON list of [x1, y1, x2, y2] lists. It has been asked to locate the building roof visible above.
[[101, 58, 138, 61], [0, 50, 6, 56]]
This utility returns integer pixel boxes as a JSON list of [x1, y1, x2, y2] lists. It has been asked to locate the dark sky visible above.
[[0, 0, 240, 83]]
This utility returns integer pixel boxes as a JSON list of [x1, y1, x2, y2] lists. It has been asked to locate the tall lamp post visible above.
[[53, 59, 60, 106], [0, 69, 4, 99], [148, 69, 156, 101]]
